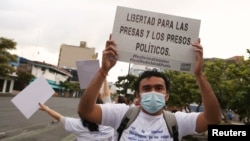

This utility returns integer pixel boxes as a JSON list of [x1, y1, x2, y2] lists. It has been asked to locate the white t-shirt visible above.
[[103, 96, 112, 103], [100, 103, 199, 141], [60, 116, 114, 141]]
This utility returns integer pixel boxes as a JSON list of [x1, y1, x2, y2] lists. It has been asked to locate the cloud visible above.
[[1, 0, 250, 82]]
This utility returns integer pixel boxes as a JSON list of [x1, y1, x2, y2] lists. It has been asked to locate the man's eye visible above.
[[142, 86, 151, 91], [155, 86, 163, 90]]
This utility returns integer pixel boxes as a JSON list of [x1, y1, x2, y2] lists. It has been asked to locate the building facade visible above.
[[30, 61, 72, 89], [58, 41, 98, 69], [0, 57, 72, 94], [1, 41, 98, 94]]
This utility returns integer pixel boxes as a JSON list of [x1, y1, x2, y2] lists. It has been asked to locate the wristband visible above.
[[99, 68, 108, 78]]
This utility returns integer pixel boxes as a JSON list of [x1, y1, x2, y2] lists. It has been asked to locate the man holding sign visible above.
[[78, 7, 221, 141]]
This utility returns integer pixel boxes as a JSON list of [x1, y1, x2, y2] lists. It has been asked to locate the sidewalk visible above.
[[0, 93, 14, 97]]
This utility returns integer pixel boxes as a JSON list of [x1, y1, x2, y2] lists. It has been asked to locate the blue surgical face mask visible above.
[[140, 91, 166, 114]]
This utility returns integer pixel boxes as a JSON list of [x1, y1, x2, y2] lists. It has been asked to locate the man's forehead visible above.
[[140, 76, 165, 86]]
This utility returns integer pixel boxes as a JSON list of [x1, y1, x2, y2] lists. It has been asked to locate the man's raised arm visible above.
[[192, 39, 222, 133], [78, 39, 118, 124]]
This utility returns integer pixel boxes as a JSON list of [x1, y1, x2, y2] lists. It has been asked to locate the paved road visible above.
[[0, 96, 80, 141]]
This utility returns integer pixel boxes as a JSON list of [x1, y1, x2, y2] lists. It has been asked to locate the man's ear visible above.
[[165, 93, 169, 101], [136, 92, 140, 99]]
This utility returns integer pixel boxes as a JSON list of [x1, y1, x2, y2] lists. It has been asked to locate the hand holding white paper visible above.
[[11, 76, 55, 119]]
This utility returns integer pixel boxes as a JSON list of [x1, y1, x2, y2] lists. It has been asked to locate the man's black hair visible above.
[[79, 97, 104, 131], [134, 69, 170, 93], [80, 118, 99, 131]]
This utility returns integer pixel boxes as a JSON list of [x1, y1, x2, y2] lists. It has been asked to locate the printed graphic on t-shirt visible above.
[[123, 125, 172, 141]]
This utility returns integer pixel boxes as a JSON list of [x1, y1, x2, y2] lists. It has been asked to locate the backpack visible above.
[[117, 106, 179, 141]]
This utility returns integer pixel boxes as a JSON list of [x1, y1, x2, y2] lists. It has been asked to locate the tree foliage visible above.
[[164, 70, 200, 111], [60, 81, 80, 92], [203, 59, 230, 110], [114, 51, 250, 123], [227, 53, 250, 123], [115, 74, 137, 99], [0, 37, 18, 78], [16, 71, 35, 90]]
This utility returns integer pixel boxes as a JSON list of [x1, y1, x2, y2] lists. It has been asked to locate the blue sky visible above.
[[1, 0, 250, 82]]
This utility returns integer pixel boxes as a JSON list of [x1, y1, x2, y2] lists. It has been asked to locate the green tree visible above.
[[165, 70, 200, 112], [0, 37, 18, 77], [115, 74, 137, 99], [203, 58, 243, 122], [203, 59, 228, 115], [204, 55, 250, 123], [60, 80, 80, 97], [227, 53, 250, 123], [16, 71, 35, 90]]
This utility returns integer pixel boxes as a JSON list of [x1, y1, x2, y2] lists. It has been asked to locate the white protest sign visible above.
[[76, 59, 100, 89], [11, 76, 55, 119], [112, 6, 201, 73]]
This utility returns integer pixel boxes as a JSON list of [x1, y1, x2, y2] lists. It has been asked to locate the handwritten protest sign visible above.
[[112, 6, 201, 73]]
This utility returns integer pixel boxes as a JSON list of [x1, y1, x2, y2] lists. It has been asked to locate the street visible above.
[[0, 96, 80, 141]]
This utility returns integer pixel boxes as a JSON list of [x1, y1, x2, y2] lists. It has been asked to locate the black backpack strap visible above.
[[117, 106, 140, 141], [163, 110, 179, 141]]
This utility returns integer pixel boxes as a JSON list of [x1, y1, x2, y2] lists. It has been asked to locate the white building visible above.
[[0, 57, 72, 94], [30, 61, 72, 89]]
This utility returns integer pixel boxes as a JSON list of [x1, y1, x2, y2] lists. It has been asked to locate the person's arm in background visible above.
[[39, 102, 62, 121], [192, 38, 222, 133], [101, 79, 112, 103], [78, 37, 118, 124]]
